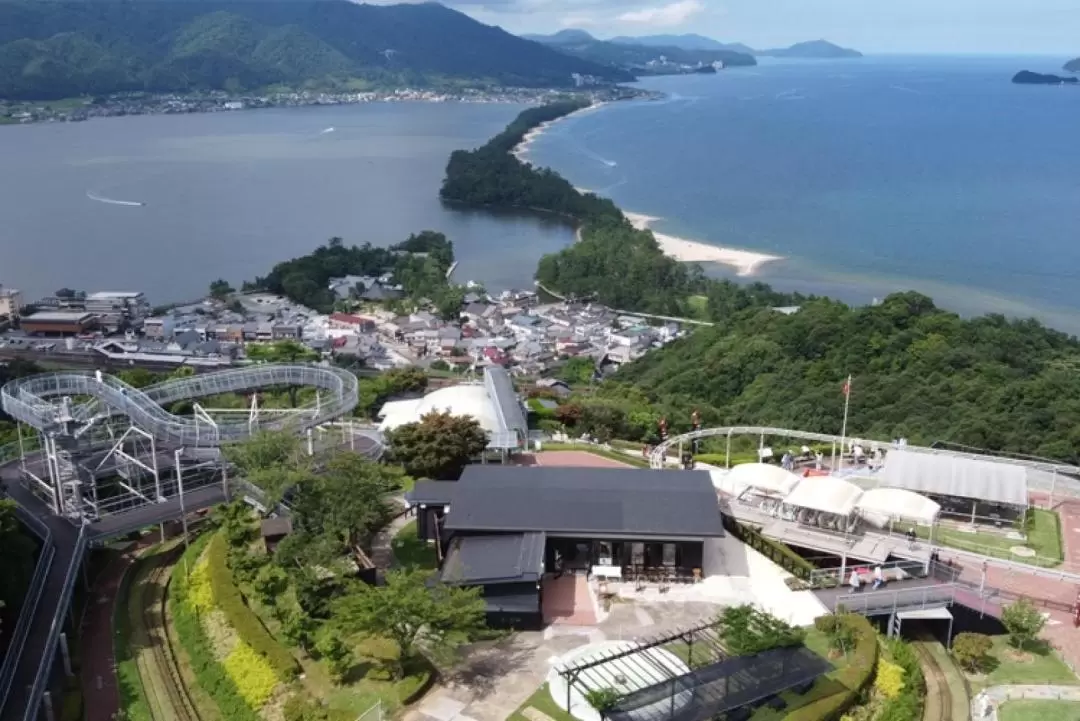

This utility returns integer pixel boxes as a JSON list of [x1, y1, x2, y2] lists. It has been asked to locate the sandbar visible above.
[[624, 212, 781, 277]]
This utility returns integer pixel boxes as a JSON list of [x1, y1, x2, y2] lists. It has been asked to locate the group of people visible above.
[[848, 565, 887, 593]]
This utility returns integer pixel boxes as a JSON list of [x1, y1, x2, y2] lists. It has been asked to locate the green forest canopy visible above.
[[0, 1, 630, 100], [442, 103, 1080, 461]]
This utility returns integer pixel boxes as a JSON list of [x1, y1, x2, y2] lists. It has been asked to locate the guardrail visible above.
[[0, 509, 54, 715], [836, 583, 959, 616], [22, 525, 88, 721]]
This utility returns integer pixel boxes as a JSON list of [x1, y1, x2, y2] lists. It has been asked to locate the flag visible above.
[[842, 377, 851, 397]]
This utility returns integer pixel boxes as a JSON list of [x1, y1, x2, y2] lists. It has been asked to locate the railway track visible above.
[[134, 549, 202, 721], [909, 628, 968, 721]]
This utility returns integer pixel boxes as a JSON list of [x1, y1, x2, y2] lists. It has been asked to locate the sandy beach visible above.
[[511, 102, 605, 161], [624, 212, 781, 277]]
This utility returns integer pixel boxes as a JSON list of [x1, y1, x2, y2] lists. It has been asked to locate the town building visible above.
[[84, 291, 151, 331], [406, 466, 725, 628], [20, 311, 99, 336], [0, 285, 24, 321]]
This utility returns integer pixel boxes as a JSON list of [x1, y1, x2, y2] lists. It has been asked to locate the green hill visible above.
[[0, 1, 632, 100], [524, 33, 756, 72]]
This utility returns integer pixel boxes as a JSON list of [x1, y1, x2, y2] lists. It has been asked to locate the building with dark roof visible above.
[[406, 466, 724, 627]]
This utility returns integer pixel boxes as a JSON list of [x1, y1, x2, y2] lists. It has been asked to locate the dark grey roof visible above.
[[483, 366, 527, 437], [408, 480, 457, 506], [445, 467, 724, 538], [440, 532, 546, 585], [261, 517, 293, 538]]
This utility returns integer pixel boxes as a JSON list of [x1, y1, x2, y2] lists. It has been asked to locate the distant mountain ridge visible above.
[[0, 1, 632, 100], [534, 32, 862, 59], [521, 32, 756, 73], [607, 33, 755, 55], [1065, 57, 1080, 72]]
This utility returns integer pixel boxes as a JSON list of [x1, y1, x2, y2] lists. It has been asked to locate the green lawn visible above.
[[391, 521, 438, 570], [999, 700, 1080, 721], [966, 636, 1079, 692], [507, 683, 577, 721], [917, 509, 1063, 566]]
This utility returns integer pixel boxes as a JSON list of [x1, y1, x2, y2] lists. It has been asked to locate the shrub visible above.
[[584, 688, 623, 712], [223, 641, 280, 708], [170, 536, 261, 721], [785, 615, 877, 721], [1001, 598, 1046, 650], [718, 604, 806, 656], [952, 632, 993, 672], [814, 615, 839, 634], [206, 533, 300, 680], [874, 659, 906, 699]]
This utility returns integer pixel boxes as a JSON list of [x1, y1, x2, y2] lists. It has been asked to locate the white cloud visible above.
[[559, 12, 598, 27], [617, 0, 705, 26]]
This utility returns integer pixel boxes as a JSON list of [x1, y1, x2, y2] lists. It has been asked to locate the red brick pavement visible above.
[[525, 450, 634, 468], [80, 542, 152, 721], [542, 574, 598, 626]]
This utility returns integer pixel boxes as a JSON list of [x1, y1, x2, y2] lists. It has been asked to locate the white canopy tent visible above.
[[879, 449, 1028, 509], [722, 463, 802, 497], [782, 475, 864, 517], [855, 488, 941, 528]]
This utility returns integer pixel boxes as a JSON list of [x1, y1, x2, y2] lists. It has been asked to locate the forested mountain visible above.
[[1065, 57, 1080, 72], [608, 34, 755, 54], [0, 1, 631, 100], [524, 33, 756, 71], [757, 40, 862, 58], [616, 293, 1080, 460]]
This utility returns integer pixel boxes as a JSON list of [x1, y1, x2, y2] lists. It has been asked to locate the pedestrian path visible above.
[[971, 685, 1080, 721]]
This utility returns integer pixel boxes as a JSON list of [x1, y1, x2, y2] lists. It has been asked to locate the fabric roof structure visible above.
[[724, 463, 802, 497], [855, 488, 941, 527], [782, 475, 863, 516], [880, 449, 1029, 507], [445, 466, 725, 538], [440, 532, 546, 585], [377, 367, 526, 450]]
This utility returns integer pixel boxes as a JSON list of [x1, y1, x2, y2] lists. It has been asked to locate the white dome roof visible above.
[[378, 384, 500, 434]]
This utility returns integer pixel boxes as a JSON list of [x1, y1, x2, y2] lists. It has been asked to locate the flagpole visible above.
[[839, 374, 851, 471]]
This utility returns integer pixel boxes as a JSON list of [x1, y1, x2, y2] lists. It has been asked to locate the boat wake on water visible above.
[[320, 127, 336, 134], [86, 191, 144, 207]]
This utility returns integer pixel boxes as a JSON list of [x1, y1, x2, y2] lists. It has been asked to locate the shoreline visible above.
[[511, 101, 606, 161], [512, 100, 783, 279], [624, 212, 782, 278]]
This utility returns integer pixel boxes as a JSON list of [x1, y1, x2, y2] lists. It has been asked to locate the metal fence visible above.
[[22, 525, 88, 721], [0, 509, 54, 716]]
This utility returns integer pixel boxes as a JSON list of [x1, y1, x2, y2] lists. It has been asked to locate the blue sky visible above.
[[415, 0, 1080, 55]]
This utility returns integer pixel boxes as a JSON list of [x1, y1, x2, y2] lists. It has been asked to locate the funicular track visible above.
[[131, 545, 201, 721]]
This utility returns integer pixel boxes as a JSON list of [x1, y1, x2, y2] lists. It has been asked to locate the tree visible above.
[[558, 356, 597, 386], [286, 452, 405, 564], [225, 431, 312, 504], [1001, 598, 1046, 651], [315, 631, 354, 683], [952, 632, 993, 672], [244, 340, 319, 406], [386, 410, 488, 480], [209, 279, 235, 300], [434, 285, 467, 322], [332, 569, 486, 679], [554, 402, 583, 428], [252, 564, 289, 607]]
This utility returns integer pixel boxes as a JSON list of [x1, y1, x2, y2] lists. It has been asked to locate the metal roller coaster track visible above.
[[1, 364, 359, 445]]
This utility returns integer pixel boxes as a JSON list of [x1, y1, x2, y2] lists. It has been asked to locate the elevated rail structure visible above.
[[0, 363, 369, 721], [1, 364, 365, 523]]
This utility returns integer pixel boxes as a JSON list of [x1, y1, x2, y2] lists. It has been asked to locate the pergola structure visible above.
[[553, 621, 833, 721]]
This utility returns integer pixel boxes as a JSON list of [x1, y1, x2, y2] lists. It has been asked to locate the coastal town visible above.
[[0, 278, 689, 377], [0, 83, 645, 125]]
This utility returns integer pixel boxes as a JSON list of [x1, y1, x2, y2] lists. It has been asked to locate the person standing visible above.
[[849, 569, 861, 594], [873, 565, 884, 590]]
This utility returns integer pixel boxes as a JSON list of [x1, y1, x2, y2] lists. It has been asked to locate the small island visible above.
[[1065, 57, 1080, 73], [1013, 70, 1078, 85]]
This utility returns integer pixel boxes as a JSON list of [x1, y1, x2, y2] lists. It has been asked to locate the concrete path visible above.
[[368, 495, 412, 569], [971, 685, 1080, 720]]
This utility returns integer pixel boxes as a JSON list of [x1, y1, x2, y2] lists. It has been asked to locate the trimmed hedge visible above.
[[786, 615, 877, 721], [170, 535, 261, 721], [723, 517, 815, 580], [206, 533, 300, 681]]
